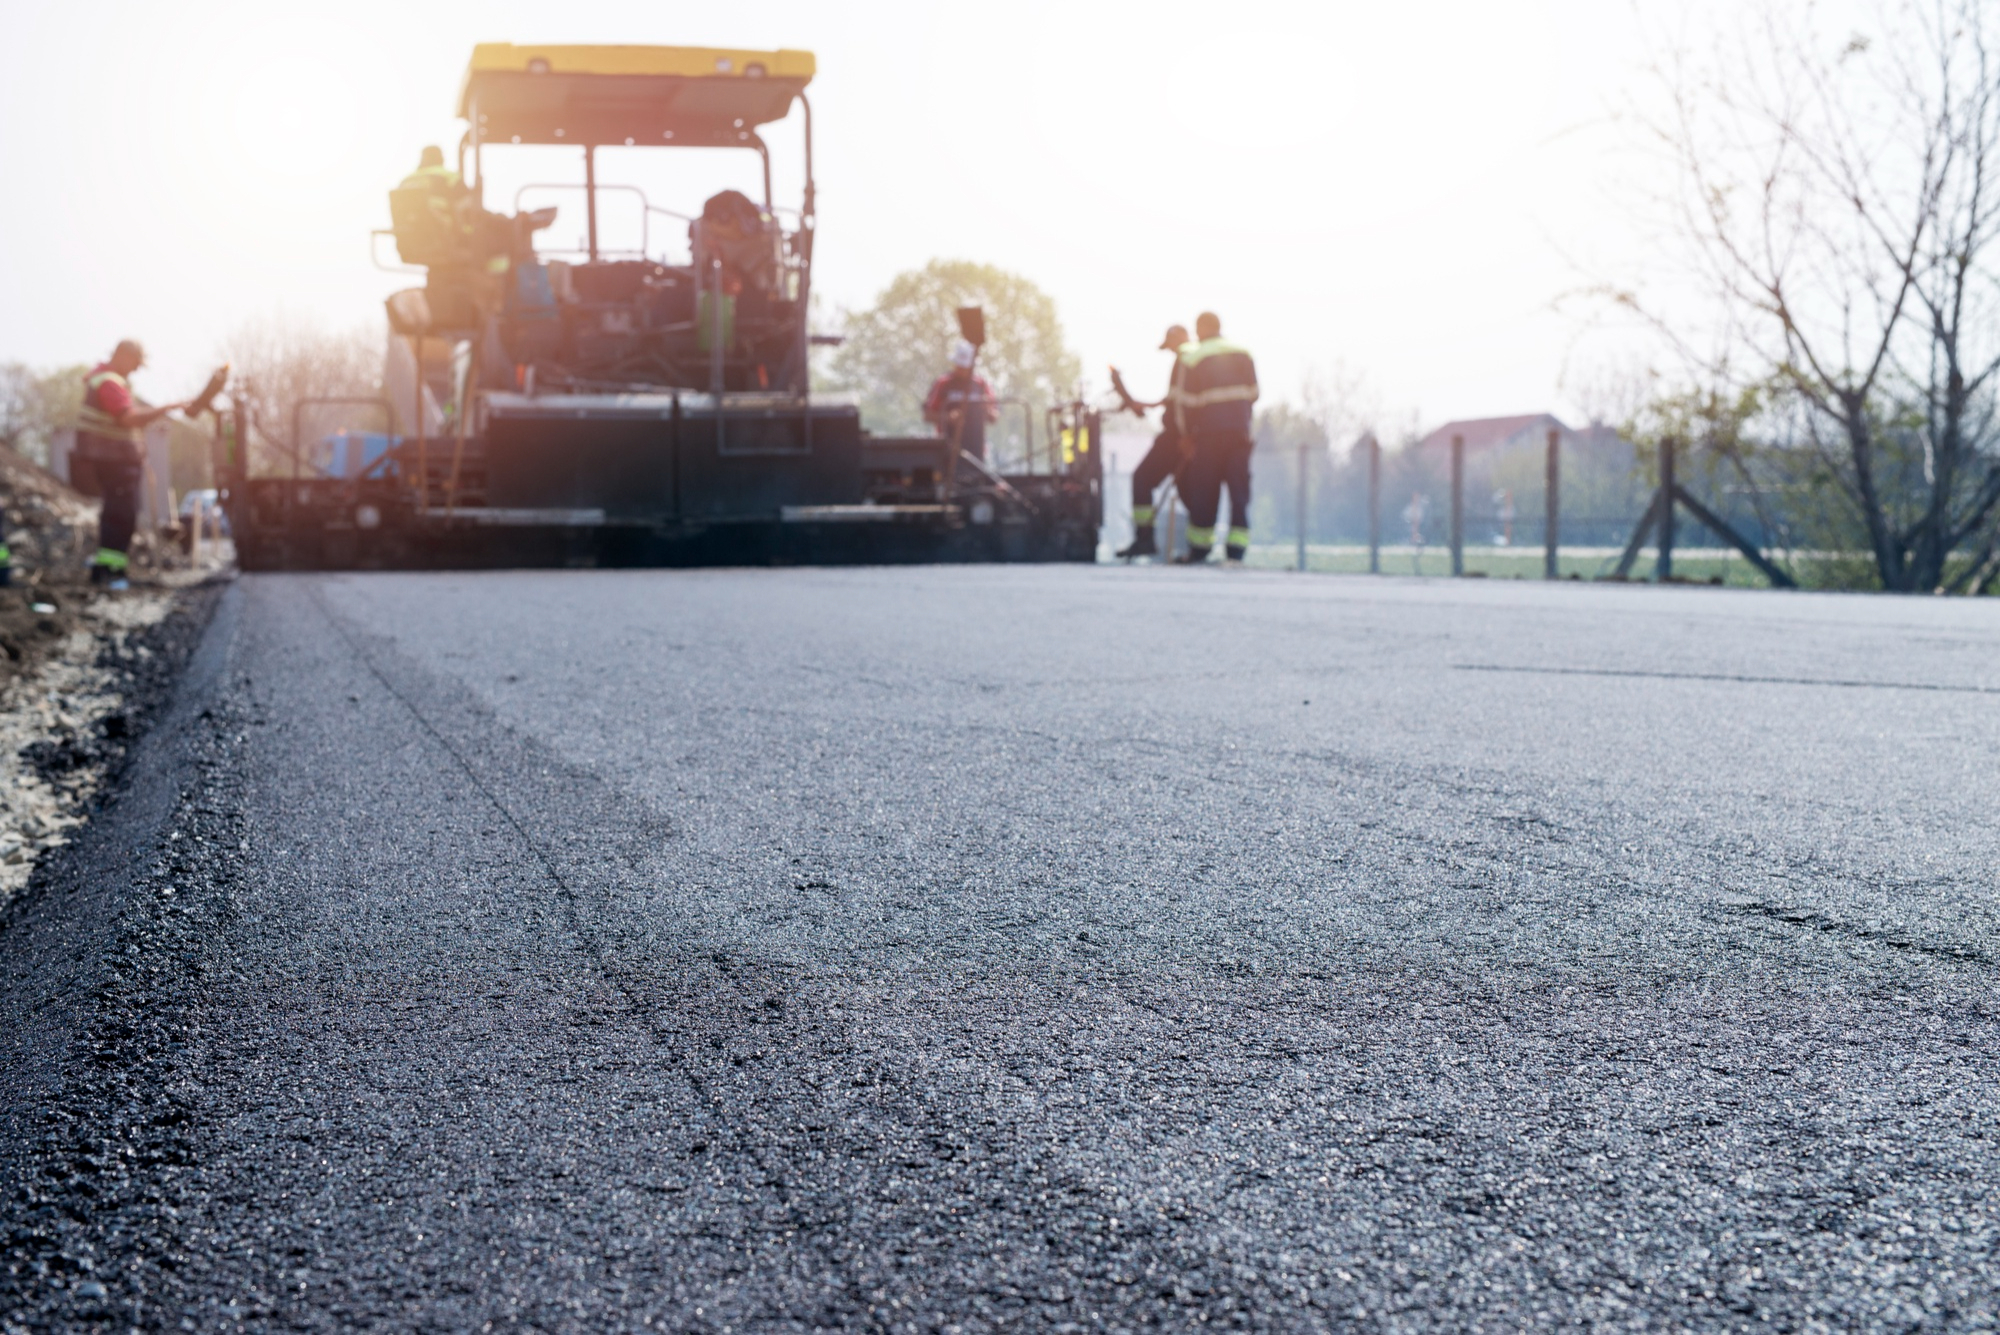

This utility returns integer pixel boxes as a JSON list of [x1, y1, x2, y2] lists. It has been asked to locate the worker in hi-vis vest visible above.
[[390, 145, 474, 265], [1171, 312, 1259, 564], [75, 341, 186, 588], [1115, 323, 1191, 560]]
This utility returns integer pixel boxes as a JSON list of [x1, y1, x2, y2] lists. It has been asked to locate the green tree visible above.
[[825, 260, 1081, 468]]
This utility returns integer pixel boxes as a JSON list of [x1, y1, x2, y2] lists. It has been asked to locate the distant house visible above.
[[1416, 413, 1572, 454], [1415, 413, 1626, 455]]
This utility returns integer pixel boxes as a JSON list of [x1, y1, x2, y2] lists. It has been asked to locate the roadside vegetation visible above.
[[1616, 0, 2000, 593], [1237, 0, 2000, 595]]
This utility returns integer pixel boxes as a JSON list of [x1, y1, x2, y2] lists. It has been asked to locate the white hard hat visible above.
[[950, 339, 977, 369]]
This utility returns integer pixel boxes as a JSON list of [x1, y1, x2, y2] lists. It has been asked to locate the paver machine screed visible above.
[[226, 44, 1102, 570]]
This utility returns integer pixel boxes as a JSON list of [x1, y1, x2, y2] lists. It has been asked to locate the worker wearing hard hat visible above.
[[1114, 323, 1192, 559], [1172, 312, 1259, 564], [923, 339, 1000, 463], [75, 341, 187, 589], [390, 145, 474, 267], [404, 143, 460, 188]]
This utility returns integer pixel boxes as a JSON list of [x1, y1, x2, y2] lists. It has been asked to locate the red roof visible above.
[[1416, 413, 1572, 452]]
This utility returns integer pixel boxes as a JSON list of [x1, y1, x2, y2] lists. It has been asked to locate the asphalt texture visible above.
[[4, 566, 2000, 1332]]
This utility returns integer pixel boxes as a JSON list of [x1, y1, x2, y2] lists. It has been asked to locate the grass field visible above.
[[1237, 544, 1773, 585]]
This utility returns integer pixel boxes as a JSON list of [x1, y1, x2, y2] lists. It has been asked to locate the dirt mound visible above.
[[0, 581, 214, 907], [0, 447, 98, 686], [0, 445, 96, 579]]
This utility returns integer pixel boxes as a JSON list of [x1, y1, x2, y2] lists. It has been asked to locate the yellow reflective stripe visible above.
[[1177, 337, 1251, 368], [400, 166, 463, 189], [77, 414, 141, 442], [1185, 525, 1215, 546], [92, 548, 129, 571], [1227, 526, 1251, 546], [1182, 385, 1259, 407], [1132, 505, 1155, 526]]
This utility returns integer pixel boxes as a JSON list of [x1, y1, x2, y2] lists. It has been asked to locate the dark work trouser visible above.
[[1129, 430, 1182, 529], [96, 459, 143, 568], [940, 409, 987, 463], [1179, 431, 1253, 554]]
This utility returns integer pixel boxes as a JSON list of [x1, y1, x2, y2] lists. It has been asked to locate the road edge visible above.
[[0, 579, 244, 1333]]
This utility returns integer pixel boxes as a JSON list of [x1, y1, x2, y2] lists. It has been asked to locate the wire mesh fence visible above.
[[1102, 424, 1798, 587]]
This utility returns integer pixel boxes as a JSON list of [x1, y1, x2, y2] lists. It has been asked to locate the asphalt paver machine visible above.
[[227, 44, 1102, 569]]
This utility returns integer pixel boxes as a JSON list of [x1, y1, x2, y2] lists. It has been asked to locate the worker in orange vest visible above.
[[923, 340, 1000, 463], [75, 341, 186, 588]]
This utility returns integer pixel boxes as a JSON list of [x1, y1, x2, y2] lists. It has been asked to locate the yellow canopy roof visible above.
[[459, 44, 816, 148]]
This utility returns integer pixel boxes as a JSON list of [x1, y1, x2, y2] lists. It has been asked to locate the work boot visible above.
[[1224, 543, 1248, 564], [1116, 529, 1157, 560], [1173, 545, 1213, 565], [89, 549, 129, 587]]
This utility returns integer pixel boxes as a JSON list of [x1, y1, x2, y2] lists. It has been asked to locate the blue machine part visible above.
[[318, 431, 399, 479], [506, 261, 563, 361], [511, 261, 557, 313]]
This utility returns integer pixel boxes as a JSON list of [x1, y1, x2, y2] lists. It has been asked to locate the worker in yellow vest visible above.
[[75, 341, 186, 589], [1171, 312, 1259, 564]]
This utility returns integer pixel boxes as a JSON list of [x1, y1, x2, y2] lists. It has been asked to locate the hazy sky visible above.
[[0, 0, 1690, 431]]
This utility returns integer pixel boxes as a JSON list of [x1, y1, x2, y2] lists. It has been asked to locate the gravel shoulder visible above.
[[0, 580, 223, 909], [0, 578, 225, 1331]]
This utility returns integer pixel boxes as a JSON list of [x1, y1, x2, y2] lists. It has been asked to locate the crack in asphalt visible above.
[[1456, 662, 2000, 694], [1726, 897, 1996, 967], [300, 582, 875, 1326]]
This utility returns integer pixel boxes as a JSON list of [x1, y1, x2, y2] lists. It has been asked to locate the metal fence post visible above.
[[1449, 433, 1465, 576], [1658, 435, 1676, 581], [1544, 427, 1560, 580], [1296, 436, 1308, 572], [1367, 434, 1381, 574]]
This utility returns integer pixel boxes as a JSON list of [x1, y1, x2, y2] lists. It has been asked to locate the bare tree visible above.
[[1299, 361, 1379, 460], [1642, 0, 2000, 591], [1560, 357, 1657, 432], [219, 313, 383, 475], [0, 363, 88, 468]]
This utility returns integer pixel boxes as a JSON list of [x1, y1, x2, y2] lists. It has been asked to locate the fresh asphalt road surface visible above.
[[9, 566, 2000, 1331]]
